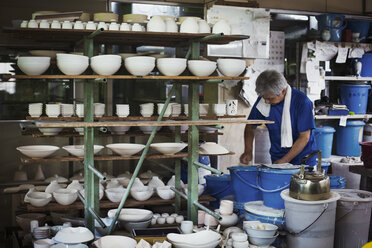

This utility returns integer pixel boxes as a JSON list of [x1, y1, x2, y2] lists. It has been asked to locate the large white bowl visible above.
[[56, 53, 89, 75], [124, 56, 155, 76], [53, 189, 78, 206], [90, 55, 122, 75], [157, 58, 187, 76], [54, 227, 94, 244], [156, 186, 175, 200], [17, 56, 51, 75], [107, 126, 131, 134], [105, 187, 126, 203], [16, 145, 59, 158], [139, 125, 162, 134], [217, 59, 246, 77], [106, 143, 145, 156], [62, 145, 104, 157], [29, 50, 65, 59], [107, 208, 153, 222], [35, 121, 64, 136], [188, 60, 216, 76], [93, 235, 137, 248], [245, 223, 278, 238], [150, 142, 187, 155], [167, 230, 221, 246], [199, 142, 229, 155], [27, 192, 52, 207], [248, 233, 278, 247], [130, 186, 154, 201]]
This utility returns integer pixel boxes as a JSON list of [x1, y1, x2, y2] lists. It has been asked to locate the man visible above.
[[240, 70, 317, 165]]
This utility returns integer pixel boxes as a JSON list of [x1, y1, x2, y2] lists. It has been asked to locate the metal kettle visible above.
[[289, 151, 331, 201]]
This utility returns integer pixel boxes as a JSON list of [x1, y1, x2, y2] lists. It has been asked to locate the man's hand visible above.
[[273, 158, 289, 164], [240, 152, 252, 165]]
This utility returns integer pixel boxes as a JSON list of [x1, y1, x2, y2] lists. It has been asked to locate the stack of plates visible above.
[[33, 225, 50, 239]]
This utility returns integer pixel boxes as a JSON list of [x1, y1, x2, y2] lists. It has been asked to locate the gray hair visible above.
[[255, 70, 288, 96]]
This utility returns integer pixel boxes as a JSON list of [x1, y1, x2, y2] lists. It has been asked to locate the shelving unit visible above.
[[324, 76, 372, 81], [314, 114, 372, 120], [4, 28, 271, 234]]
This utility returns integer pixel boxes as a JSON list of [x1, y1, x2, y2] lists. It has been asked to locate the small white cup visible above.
[[157, 217, 166, 224], [132, 23, 142, 31], [175, 215, 184, 223], [219, 200, 234, 215], [120, 23, 131, 31], [109, 22, 119, 31], [94, 103, 105, 117], [180, 220, 193, 234], [62, 20, 73, 29], [27, 20, 38, 28], [20, 20, 28, 28], [198, 210, 205, 225], [51, 20, 61, 29], [166, 216, 175, 224], [85, 21, 97, 30], [116, 104, 130, 117], [74, 21, 84, 30], [39, 20, 50, 29], [97, 22, 108, 30], [203, 213, 218, 227], [226, 100, 238, 115], [45, 104, 60, 117], [161, 213, 169, 218]]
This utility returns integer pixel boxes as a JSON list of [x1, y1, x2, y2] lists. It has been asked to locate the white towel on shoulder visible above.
[[256, 85, 293, 148]]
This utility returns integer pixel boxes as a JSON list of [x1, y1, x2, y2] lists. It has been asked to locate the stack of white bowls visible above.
[[45, 104, 60, 117], [60, 104, 74, 117], [94, 103, 105, 117], [244, 222, 279, 247], [29, 103, 43, 117], [116, 104, 130, 117], [33, 225, 51, 240], [230, 232, 248, 248], [157, 103, 172, 117], [140, 103, 154, 117]]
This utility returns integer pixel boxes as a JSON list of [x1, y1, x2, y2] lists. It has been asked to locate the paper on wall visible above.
[[336, 47, 349, 63], [339, 116, 347, 127], [306, 60, 320, 82], [314, 41, 338, 61], [349, 47, 365, 58], [300, 43, 308, 73], [240, 66, 259, 107]]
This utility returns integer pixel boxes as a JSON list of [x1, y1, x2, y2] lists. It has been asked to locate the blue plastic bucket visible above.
[[330, 175, 346, 189], [228, 166, 261, 203], [314, 126, 336, 158], [336, 120, 366, 156], [305, 160, 331, 174], [339, 84, 371, 114], [347, 20, 371, 43], [204, 174, 234, 208], [316, 14, 345, 42], [359, 54, 372, 77], [258, 168, 300, 209]]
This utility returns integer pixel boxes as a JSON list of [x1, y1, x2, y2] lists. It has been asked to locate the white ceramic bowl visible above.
[[108, 208, 153, 222], [53, 189, 78, 205], [150, 142, 187, 155], [35, 121, 64, 136], [180, 17, 199, 33], [107, 126, 131, 134], [16, 145, 59, 158], [199, 142, 229, 155], [157, 58, 187, 76], [93, 235, 137, 248], [106, 143, 145, 156], [17, 56, 50, 75], [217, 59, 246, 77], [188, 60, 216, 76], [245, 223, 278, 238], [139, 125, 162, 134], [27, 192, 52, 207], [167, 230, 221, 246], [183, 184, 204, 196], [248, 233, 278, 247], [218, 212, 239, 227], [56, 53, 89, 75], [130, 186, 154, 201], [124, 56, 155, 76], [54, 227, 94, 244], [105, 187, 126, 203], [34, 238, 55, 248], [156, 186, 175, 200], [90, 55, 122, 75], [62, 145, 104, 157]]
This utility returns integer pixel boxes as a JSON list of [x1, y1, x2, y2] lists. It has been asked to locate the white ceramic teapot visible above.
[[147, 16, 166, 32]]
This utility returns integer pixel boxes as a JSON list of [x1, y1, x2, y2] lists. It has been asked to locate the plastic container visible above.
[[244, 201, 286, 229], [254, 126, 271, 164], [204, 174, 234, 208], [346, 20, 371, 43], [361, 142, 372, 168], [339, 84, 371, 114], [331, 161, 363, 189], [336, 120, 365, 156], [281, 189, 341, 248], [316, 14, 345, 42], [258, 168, 300, 209], [360, 54, 372, 77], [228, 166, 261, 203], [334, 189, 372, 248], [364, 123, 372, 142], [329, 175, 346, 189], [313, 126, 336, 158]]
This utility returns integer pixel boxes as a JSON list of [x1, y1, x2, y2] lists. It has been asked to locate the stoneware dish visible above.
[[150, 142, 187, 155], [105, 187, 126, 203], [16, 145, 59, 158], [199, 142, 229, 155], [106, 143, 146, 156], [119, 218, 152, 232], [54, 227, 94, 244], [156, 186, 175, 200], [35, 121, 64, 136], [107, 208, 153, 222], [187, 60, 216, 77], [17, 56, 51, 75], [27, 192, 52, 207], [56, 53, 89, 75], [245, 223, 278, 238], [167, 230, 221, 246], [53, 188, 78, 205], [248, 233, 278, 247], [93, 235, 137, 248], [62, 145, 104, 157], [90, 55, 122, 75], [107, 125, 131, 134]]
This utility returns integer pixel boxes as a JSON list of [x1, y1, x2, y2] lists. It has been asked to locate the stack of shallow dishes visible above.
[[244, 222, 279, 247], [107, 208, 153, 232], [167, 230, 222, 248], [33, 225, 50, 239]]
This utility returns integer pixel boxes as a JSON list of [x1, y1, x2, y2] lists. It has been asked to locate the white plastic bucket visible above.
[[281, 189, 340, 248], [331, 161, 363, 189], [333, 189, 372, 248]]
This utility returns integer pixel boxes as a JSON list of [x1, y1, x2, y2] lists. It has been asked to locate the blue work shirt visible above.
[[249, 88, 317, 165]]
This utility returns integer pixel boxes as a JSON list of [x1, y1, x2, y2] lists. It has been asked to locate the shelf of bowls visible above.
[[20, 12, 241, 36]]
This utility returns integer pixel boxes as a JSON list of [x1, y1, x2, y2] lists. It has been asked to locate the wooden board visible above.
[[2, 74, 249, 81], [3, 28, 249, 47], [37, 119, 274, 128], [25, 195, 216, 212]]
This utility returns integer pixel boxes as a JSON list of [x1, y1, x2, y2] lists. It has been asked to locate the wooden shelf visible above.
[[324, 76, 372, 81], [314, 114, 372, 120], [25, 115, 247, 121], [36, 119, 273, 128], [3, 28, 249, 47], [20, 152, 235, 164], [2, 74, 249, 81], [25, 194, 216, 212]]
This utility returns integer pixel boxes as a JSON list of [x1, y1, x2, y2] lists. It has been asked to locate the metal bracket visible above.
[[87, 164, 106, 181]]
